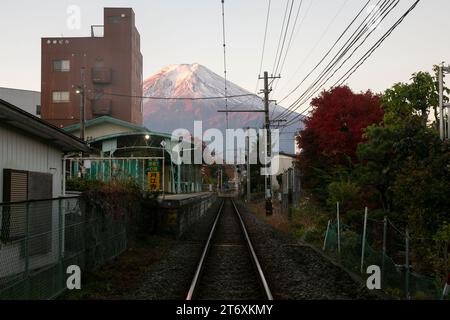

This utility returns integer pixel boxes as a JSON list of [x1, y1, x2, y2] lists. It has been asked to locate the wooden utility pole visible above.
[[259, 71, 280, 216], [217, 71, 280, 215]]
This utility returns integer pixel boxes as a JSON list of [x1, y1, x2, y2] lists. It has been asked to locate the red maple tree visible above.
[[298, 86, 383, 164]]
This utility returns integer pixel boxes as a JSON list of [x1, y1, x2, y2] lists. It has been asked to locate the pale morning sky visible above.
[[0, 0, 449, 112]]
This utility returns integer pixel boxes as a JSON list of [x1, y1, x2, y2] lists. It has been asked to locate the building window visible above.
[[95, 59, 105, 68], [52, 91, 70, 103], [53, 60, 70, 72], [108, 16, 121, 24]]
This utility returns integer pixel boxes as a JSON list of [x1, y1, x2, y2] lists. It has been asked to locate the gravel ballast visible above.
[[132, 198, 379, 300]]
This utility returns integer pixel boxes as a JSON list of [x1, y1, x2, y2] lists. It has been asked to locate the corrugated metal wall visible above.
[[0, 125, 62, 203]]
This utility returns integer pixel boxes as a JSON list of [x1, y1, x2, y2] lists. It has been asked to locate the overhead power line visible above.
[[276, 0, 372, 108], [280, 0, 399, 119], [333, 0, 421, 87], [102, 92, 257, 101], [280, 0, 422, 128], [274, 0, 395, 122]]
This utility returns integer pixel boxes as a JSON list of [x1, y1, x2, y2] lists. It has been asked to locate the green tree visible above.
[[356, 70, 450, 227]]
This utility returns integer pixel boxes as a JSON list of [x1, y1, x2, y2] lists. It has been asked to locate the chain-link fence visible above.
[[322, 211, 445, 300], [0, 196, 127, 300]]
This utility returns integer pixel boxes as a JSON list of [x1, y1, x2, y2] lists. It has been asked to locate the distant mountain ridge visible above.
[[143, 63, 303, 153]]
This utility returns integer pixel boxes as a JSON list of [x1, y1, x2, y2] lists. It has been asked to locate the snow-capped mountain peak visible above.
[[142, 63, 303, 153], [143, 63, 250, 100]]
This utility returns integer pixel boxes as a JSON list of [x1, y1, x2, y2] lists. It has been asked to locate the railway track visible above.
[[186, 198, 273, 300]]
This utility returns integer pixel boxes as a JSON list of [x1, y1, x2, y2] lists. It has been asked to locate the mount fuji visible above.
[[142, 63, 303, 154]]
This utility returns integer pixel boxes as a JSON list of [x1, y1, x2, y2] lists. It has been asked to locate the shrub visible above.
[[326, 179, 361, 211], [66, 177, 106, 192]]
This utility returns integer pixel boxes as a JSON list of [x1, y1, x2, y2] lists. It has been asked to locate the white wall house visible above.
[[0, 99, 87, 279], [272, 152, 297, 190]]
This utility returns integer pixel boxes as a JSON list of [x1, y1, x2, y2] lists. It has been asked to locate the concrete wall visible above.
[[158, 193, 216, 238], [0, 125, 63, 203], [0, 87, 40, 117]]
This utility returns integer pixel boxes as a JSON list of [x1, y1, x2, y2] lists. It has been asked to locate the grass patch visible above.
[[247, 193, 330, 247]]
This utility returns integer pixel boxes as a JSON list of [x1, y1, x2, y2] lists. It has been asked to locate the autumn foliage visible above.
[[296, 86, 383, 200], [299, 86, 383, 163]]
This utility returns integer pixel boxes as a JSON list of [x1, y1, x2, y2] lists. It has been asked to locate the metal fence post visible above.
[[58, 198, 64, 293], [382, 216, 387, 288], [337, 202, 341, 255], [323, 220, 331, 251], [24, 201, 30, 298], [405, 227, 410, 300], [360, 207, 368, 273]]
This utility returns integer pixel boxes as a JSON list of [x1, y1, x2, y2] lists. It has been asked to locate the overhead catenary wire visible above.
[[275, 0, 304, 82], [274, 0, 346, 99], [255, 0, 272, 94], [221, 0, 229, 129], [272, 0, 295, 78], [271, 0, 292, 77], [271, 0, 305, 118]]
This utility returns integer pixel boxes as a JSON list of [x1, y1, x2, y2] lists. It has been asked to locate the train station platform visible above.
[[156, 192, 217, 237], [158, 192, 213, 208]]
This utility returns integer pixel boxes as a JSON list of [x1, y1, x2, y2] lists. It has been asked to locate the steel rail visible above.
[[186, 199, 273, 300], [231, 199, 273, 300], [185, 200, 224, 300]]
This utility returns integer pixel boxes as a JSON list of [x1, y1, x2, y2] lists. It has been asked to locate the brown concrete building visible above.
[[41, 8, 143, 129]]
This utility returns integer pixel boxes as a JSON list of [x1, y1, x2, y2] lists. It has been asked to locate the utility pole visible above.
[[439, 64, 444, 141], [259, 71, 280, 216], [217, 166, 220, 194], [246, 127, 251, 203], [447, 102, 450, 139], [438, 63, 450, 140], [78, 68, 86, 141]]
